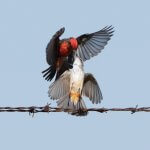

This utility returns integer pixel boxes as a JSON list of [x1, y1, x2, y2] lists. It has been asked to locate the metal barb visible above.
[[131, 105, 138, 114]]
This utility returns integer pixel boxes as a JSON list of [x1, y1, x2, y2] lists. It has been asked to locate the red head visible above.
[[59, 41, 70, 57], [69, 37, 78, 50]]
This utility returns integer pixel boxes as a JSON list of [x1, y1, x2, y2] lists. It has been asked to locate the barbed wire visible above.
[[0, 104, 150, 116]]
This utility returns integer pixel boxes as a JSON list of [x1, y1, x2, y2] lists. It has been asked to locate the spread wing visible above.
[[46, 27, 65, 65], [42, 27, 65, 81], [82, 73, 103, 104], [48, 71, 70, 100], [76, 26, 114, 61]]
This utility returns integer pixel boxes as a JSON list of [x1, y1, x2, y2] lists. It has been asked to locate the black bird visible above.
[[42, 26, 114, 81]]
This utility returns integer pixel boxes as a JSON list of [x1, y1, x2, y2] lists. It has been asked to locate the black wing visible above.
[[46, 27, 65, 65], [55, 51, 74, 80], [76, 26, 114, 61], [42, 65, 56, 81], [42, 27, 65, 81]]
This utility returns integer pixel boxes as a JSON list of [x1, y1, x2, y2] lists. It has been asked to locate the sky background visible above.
[[0, 0, 150, 149]]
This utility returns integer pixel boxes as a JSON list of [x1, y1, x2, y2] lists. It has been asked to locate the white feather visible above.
[[70, 56, 84, 93]]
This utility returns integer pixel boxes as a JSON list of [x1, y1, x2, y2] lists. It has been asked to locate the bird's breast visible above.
[[71, 66, 84, 83], [59, 41, 70, 57], [69, 66, 84, 104]]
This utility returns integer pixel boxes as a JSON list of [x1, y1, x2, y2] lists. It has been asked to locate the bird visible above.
[[42, 26, 114, 81], [48, 54, 103, 116]]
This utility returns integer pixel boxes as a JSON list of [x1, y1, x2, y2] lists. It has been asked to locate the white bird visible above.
[[48, 55, 103, 116]]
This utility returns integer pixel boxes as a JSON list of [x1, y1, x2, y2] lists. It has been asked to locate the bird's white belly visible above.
[[70, 66, 84, 93]]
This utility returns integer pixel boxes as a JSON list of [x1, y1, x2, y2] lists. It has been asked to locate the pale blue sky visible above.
[[0, 0, 150, 150]]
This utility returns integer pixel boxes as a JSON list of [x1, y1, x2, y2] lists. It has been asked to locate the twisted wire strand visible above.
[[0, 104, 150, 115]]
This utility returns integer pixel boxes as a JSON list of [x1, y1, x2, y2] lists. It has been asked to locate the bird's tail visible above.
[[57, 94, 88, 116], [42, 65, 56, 81]]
